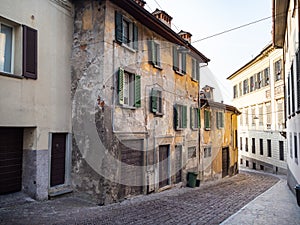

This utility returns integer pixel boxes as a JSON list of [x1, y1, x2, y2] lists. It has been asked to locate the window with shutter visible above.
[[191, 107, 200, 129], [0, 24, 13, 73], [191, 58, 199, 81], [118, 68, 141, 108], [115, 12, 138, 50], [23, 25, 37, 79], [151, 88, 163, 115], [291, 63, 296, 114], [204, 110, 211, 130], [149, 40, 161, 68], [174, 104, 187, 130], [173, 46, 186, 75]]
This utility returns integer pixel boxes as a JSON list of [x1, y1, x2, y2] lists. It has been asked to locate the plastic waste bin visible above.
[[187, 172, 198, 188], [295, 184, 300, 207]]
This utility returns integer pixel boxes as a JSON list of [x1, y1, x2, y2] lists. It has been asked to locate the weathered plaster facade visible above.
[[200, 87, 240, 181], [71, 0, 209, 204]]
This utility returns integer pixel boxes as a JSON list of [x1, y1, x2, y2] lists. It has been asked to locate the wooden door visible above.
[[175, 145, 182, 184], [222, 147, 229, 178], [119, 140, 144, 199], [159, 145, 169, 188], [50, 133, 66, 187], [0, 128, 23, 194]]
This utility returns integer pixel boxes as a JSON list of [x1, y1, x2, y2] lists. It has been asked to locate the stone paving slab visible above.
[[221, 178, 300, 225], [0, 171, 279, 225]]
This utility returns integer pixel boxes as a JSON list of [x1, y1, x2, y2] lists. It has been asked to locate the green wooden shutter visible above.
[[196, 60, 200, 81], [221, 112, 224, 128], [190, 107, 194, 129], [182, 53, 186, 74], [135, 74, 141, 107], [174, 104, 179, 129], [173, 46, 178, 71], [133, 23, 138, 50], [118, 68, 124, 105], [198, 108, 201, 128], [151, 88, 157, 113], [115, 12, 123, 43], [205, 110, 211, 129], [183, 105, 187, 128], [151, 40, 155, 65], [216, 112, 219, 129]]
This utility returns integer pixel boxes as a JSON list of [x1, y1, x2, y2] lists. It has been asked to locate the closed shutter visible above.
[[190, 107, 194, 129], [151, 40, 155, 65], [198, 108, 201, 128], [118, 68, 124, 105], [134, 74, 141, 107], [133, 23, 138, 50], [196, 60, 200, 81], [182, 105, 187, 128], [220, 112, 224, 128], [216, 111, 219, 129], [23, 25, 37, 79], [205, 110, 211, 129], [173, 46, 178, 71], [115, 12, 123, 43], [182, 53, 186, 74], [174, 104, 179, 129], [151, 88, 157, 113]]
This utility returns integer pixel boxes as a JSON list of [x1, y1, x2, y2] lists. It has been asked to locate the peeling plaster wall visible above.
[[71, 0, 201, 204]]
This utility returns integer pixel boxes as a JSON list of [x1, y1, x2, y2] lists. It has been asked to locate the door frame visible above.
[[158, 144, 171, 189], [222, 147, 230, 178], [48, 132, 71, 189]]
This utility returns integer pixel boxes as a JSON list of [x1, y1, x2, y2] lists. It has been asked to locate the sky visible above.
[[145, 0, 272, 103]]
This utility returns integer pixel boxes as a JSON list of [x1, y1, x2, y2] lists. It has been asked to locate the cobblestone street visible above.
[[0, 171, 280, 225]]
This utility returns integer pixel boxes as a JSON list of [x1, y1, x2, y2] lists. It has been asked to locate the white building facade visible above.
[[273, 0, 300, 193], [0, 0, 73, 199], [227, 44, 287, 174]]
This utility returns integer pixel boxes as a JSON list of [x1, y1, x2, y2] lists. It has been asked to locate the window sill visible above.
[[121, 43, 136, 53], [154, 112, 164, 117], [175, 128, 185, 131], [205, 128, 211, 131], [152, 64, 163, 70], [191, 78, 199, 83], [0, 72, 23, 79], [120, 105, 137, 110], [174, 70, 185, 76]]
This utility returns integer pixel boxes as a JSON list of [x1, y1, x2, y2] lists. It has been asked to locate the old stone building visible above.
[[0, 0, 73, 199], [200, 86, 240, 181], [71, 0, 210, 204]]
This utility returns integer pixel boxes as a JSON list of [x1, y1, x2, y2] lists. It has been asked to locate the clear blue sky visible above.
[[145, 0, 272, 103]]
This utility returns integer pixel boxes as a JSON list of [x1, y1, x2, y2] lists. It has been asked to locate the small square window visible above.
[[204, 147, 212, 158]]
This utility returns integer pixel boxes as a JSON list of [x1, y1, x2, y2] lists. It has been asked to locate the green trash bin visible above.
[[187, 172, 198, 188]]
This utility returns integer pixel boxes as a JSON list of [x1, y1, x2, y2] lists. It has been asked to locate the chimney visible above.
[[202, 85, 214, 101], [178, 30, 192, 43], [152, 8, 173, 28], [134, 0, 146, 8]]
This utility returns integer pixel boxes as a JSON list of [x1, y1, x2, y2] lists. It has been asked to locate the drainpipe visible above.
[[198, 62, 208, 180]]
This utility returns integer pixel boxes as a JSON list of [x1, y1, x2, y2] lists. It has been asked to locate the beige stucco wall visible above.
[[0, 0, 73, 150]]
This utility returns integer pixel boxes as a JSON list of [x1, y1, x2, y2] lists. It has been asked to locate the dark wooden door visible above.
[[175, 145, 182, 184], [222, 147, 229, 178], [50, 133, 66, 187], [119, 140, 144, 199], [0, 128, 23, 195], [159, 145, 169, 188]]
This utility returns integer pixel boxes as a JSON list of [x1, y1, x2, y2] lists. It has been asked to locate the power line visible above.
[[192, 16, 272, 43], [153, 0, 163, 10]]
